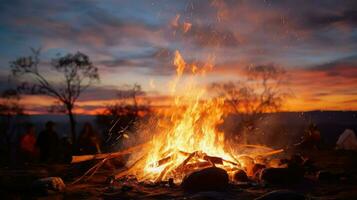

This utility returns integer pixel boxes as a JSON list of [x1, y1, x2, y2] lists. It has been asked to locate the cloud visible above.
[[308, 55, 357, 79], [305, 9, 357, 28], [1, 0, 357, 112]]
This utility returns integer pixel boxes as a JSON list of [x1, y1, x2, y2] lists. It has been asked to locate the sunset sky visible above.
[[0, 0, 357, 114]]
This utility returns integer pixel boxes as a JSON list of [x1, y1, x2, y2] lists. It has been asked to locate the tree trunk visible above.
[[67, 104, 77, 148]]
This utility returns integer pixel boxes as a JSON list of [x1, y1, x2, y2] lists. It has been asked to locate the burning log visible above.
[[174, 151, 199, 172], [149, 155, 173, 168], [155, 165, 173, 183], [183, 161, 211, 171], [203, 155, 223, 165]]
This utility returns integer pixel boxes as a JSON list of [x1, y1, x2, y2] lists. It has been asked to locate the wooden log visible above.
[[254, 149, 284, 157], [203, 155, 223, 165], [228, 151, 241, 167], [113, 154, 147, 179], [181, 150, 239, 166], [184, 161, 211, 171], [71, 143, 147, 163], [149, 155, 173, 168], [173, 151, 198, 173], [155, 165, 172, 183], [237, 144, 273, 150]]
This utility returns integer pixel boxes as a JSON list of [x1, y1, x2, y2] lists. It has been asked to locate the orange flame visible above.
[[126, 50, 280, 183]]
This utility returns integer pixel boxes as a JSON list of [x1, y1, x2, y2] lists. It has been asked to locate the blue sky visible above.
[[1, 0, 357, 113]]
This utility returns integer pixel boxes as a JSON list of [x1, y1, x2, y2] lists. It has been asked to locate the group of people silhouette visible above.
[[17, 121, 101, 164]]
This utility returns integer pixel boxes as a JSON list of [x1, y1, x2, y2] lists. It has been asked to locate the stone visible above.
[[181, 167, 229, 192], [259, 167, 304, 184], [233, 169, 248, 182], [255, 190, 305, 200], [31, 177, 65, 195]]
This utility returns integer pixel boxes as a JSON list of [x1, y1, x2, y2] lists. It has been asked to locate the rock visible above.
[[316, 170, 339, 181], [31, 177, 65, 195], [181, 167, 229, 192], [233, 169, 248, 182], [259, 167, 304, 184], [255, 190, 305, 200]]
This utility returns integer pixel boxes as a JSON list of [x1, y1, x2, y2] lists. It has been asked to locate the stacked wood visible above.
[[70, 143, 285, 185]]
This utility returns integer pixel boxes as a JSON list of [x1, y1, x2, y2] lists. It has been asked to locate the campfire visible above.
[[72, 50, 284, 185]]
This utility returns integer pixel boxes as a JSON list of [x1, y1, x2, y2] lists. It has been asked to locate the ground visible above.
[[1, 149, 357, 200]]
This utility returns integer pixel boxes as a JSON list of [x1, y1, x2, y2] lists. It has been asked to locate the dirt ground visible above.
[[1, 149, 357, 200]]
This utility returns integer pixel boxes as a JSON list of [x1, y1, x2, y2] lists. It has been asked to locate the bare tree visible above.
[[96, 84, 150, 147], [10, 48, 99, 146], [212, 65, 289, 143]]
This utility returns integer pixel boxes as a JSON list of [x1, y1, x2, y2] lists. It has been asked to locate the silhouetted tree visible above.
[[96, 84, 150, 147], [10, 48, 99, 147], [212, 65, 290, 143]]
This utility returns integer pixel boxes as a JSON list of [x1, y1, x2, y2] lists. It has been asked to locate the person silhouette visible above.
[[18, 123, 38, 163], [36, 121, 59, 163], [77, 122, 102, 155]]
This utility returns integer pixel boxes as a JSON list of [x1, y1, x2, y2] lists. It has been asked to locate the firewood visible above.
[[155, 165, 172, 183], [222, 159, 239, 166], [71, 143, 147, 163], [71, 157, 110, 184], [254, 149, 284, 157], [113, 154, 147, 179], [203, 155, 223, 165], [149, 154, 173, 168], [178, 150, 190, 156], [181, 150, 239, 167], [184, 161, 211, 170], [174, 151, 198, 172]]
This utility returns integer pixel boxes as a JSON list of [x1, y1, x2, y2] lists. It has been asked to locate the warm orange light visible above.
[[125, 50, 278, 183]]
